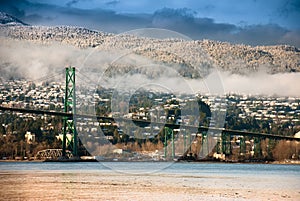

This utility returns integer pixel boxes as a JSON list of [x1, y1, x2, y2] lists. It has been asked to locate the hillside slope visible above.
[[0, 13, 299, 77]]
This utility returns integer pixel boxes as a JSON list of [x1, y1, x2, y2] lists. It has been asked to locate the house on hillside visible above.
[[25, 131, 35, 144]]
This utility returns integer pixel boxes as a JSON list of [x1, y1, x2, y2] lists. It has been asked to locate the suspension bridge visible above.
[[0, 67, 299, 161]]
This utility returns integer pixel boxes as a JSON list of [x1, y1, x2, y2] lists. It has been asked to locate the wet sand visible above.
[[0, 171, 299, 201]]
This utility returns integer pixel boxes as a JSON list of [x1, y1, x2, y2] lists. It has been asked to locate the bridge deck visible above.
[[0, 106, 299, 141]]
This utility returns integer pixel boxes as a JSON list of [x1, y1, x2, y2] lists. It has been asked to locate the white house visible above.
[[25, 131, 35, 144]]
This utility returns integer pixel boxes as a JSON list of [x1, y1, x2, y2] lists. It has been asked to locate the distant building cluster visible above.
[[227, 94, 300, 124], [0, 80, 64, 110], [0, 79, 299, 134]]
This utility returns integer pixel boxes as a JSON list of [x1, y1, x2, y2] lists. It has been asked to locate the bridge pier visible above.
[[253, 137, 262, 158], [164, 127, 175, 160], [267, 138, 276, 158], [183, 130, 187, 153], [239, 137, 246, 155], [221, 133, 231, 155], [200, 132, 209, 158]]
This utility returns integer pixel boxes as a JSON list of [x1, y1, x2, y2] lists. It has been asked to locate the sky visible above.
[[30, 0, 300, 29], [0, 0, 300, 46]]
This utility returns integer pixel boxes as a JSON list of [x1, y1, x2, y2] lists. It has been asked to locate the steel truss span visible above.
[[35, 149, 73, 160]]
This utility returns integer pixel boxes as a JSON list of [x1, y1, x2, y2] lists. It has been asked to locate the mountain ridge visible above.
[[0, 12, 28, 26], [0, 12, 299, 77]]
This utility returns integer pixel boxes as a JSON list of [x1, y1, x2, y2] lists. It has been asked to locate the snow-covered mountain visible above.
[[0, 12, 299, 78], [0, 12, 28, 26]]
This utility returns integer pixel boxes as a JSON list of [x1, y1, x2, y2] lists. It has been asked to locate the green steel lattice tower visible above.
[[62, 67, 78, 157]]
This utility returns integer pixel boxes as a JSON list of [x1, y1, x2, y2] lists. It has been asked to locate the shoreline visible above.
[[1, 159, 300, 165]]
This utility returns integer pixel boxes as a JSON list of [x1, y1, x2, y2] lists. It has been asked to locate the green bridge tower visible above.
[[62, 67, 78, 158]]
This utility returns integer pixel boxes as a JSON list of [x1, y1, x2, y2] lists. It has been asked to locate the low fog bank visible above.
[[219, 71, 300, 97], [0, 38, 299, 97], [0, 37, 91, 81]]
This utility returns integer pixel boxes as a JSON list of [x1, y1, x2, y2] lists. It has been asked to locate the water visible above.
[[0, 162, 299, 200], [1, 161, 299, 189], [0, 162, 300, 176], [0, 161, 299, 175]]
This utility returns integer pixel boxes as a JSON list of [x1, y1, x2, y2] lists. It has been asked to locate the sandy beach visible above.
[[0, 170, 299, 201]]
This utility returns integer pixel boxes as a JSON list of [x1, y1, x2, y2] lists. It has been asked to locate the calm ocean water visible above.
[[0, 161, 299, 177]]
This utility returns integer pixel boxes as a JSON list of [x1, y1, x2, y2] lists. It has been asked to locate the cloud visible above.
[[232, 25, 300, 47], [279, 30, 300, 47], [0, 37, 92, 81], [105, 0, 120, 6], [66, 0, 79, 7], [277, 0, 300, 18], [219, 71, 300, 97], [229, 24, 289, 46], [0, 0, 27, 19], [151, 8, 237, 40], [1, 37, 299, 98]]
